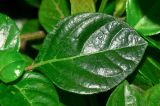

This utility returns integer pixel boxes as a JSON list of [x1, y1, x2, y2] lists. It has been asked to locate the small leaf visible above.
[[126, 0, 160, 36], [35, 13, 147, 94], [70, 0, 95, 15], [0, 72, 61, 106], [106, 81, 144, 106], [0, 50, 26, 83], [39, 0, 70, 32], [0, 13, 20, 51]]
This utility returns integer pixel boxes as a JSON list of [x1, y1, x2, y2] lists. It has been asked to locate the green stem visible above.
[[98, 0, 108, 12]]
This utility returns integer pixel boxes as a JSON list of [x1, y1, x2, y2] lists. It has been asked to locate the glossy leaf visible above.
[[107, 81, 160, 106], [70, 0, 95, 15], [106, 81, 144, 106], [0, 72, 61, 106], [0, 50, 26, 83], [126, 0, 160, 36], [35, 13, 147, 94], [39, 0, 70, 32], [0, 13, 20, 51]]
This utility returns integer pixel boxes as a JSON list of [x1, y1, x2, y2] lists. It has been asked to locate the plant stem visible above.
[[98, 0, 108, 12], [20, 31, 45, 41], [20, 31, 45, 51]]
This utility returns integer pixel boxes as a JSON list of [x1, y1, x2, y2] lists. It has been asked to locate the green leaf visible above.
[[21, 19, 41, 34], [34, 13, 147, 94], [25, 0, 41, 8], [98, 0, 108, 13], [133, 57, 160, 88], [107, 81, 160, 106], [126, 0, 160, 36], [114, 0, 126, 17], [144, 84, 160, 106], [100, 1, 115, 15], [131, 73, 153, 90], [106, 81, 144, 106], [70, 0, 96, 15], [39, 0, 70, 32], [0, 50, 26, 83], [0, 72, 61, 106], [144, 37, 160, 50], [0, 13, 20, 51]]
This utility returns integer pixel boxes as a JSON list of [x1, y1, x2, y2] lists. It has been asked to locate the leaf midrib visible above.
[[32, 43, 147, 69], [13, 85, 32, 106]]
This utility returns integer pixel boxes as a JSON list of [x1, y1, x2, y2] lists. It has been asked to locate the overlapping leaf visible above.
[[39, 0, 70, 32], [126, 0, 160, 36], [0, 72, 61, 106], [70, 0, 95, 15], [132, 56, 160, 90], [0, 50, 26, 83], [34, 13, 147, 94], [106, 81, 160, 106], [0, 13, 20, 51]]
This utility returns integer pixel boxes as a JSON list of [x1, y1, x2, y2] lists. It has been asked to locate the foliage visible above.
[[0, 0, 160, 105]]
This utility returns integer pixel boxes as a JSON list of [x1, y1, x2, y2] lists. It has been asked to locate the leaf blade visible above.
[[0, 72, 61, 106], [0, 13, 20, 51], [70, 0, 96, 15], [39, 0, 70, 32], [126, 0, 160, 36], [0, 50, 25, 83], [35, 13, 147, 94]]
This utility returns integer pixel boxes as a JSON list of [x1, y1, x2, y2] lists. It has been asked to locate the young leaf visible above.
[[0, 72, 61, 106], [0, 13, 20, 51], [126, 0, 160, 36], [0, 50, 26, 83], [39, 0, 70, 32], [106, 81, 144, 106], [34, 13, 147, 94], [70, 0, 96, 15]]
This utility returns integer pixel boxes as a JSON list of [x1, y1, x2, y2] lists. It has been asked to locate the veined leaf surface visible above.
[[70, 0, 95, 15], [35, 13, 147, 94], [0, 50, 25, 83], [0, 13, 20, 51], [106, 81, 160, 106], [39, 0, 70, 32], [0, 72, 61, 106]]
